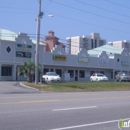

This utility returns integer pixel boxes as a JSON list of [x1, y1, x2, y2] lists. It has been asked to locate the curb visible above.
[[20, 82, 39, 91]]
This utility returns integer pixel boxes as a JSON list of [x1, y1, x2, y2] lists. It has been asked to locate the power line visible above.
[[0, 32, 124, 53], [0, 1, 130, 35], [44, 11, 130, 35], [0, 6, 36, 11], [0, 1, 52, 11], [75, 0, 130, 18], [0, 12, 36, 15], [43, 1, 52, 9], [105, 0, 130, 10], [49, 0, 130, 25]]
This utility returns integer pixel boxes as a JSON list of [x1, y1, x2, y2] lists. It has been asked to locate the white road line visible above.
[[49, 118, 130, 130], [52, 106, 97, 111]]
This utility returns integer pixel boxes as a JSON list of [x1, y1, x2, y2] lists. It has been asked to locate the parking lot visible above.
[[0, 81, 39, 94]]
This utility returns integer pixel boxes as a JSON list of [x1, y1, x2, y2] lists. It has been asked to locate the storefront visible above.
[[0, 29, 130, 82]]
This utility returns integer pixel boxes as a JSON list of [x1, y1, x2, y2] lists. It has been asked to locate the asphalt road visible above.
[[0, 82, 130, 130]]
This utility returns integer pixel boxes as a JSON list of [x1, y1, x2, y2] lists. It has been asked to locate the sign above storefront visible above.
[[78, 57, 89, 63], [100, 59, 109, 64], [121, 61, 130, 66], [53, 54, 66, 61], [16, 51, 31, 58]]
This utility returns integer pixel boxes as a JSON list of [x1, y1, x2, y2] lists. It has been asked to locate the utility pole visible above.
[[35, 0, 43, 84]]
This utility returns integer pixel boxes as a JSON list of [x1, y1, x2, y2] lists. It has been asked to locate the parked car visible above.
[[115, 72, 130, 82], [90, 73, 108, 82], [42, 72, 61, 82]]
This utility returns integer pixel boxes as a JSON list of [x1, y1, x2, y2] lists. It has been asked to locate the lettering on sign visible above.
[[121, 61, 130, 66], [78, 57, 89, 62], [100, 59, 109, 64], [53, 55, 66, 61]]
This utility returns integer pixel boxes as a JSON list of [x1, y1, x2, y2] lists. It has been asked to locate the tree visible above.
[[18, 60, 42, 83]]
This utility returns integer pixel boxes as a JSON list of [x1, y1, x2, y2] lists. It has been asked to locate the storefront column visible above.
[[113, 70, 115, 82], [40, 65, 43, 83], [0, 64, 1, 81], [62, 69, 67, 81], [42, 65, 44, 74], [86, 70, 89, 81], [75, 70, 78, 81], [13, 65, 17, 81]]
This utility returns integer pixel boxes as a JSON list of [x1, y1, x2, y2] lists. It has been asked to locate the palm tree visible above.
[[18, 60, 42, 82]]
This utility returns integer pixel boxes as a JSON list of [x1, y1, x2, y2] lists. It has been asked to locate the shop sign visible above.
[[78, 57, 89, 62], [53, 55, 66, 61], [100, 59, 109, 64], [16, 51, 31, 58], [121, 61, 130, 66]]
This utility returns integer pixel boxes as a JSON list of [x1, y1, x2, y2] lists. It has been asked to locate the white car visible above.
[[90, 73, 108, 82], [42, 72, 61, 82]]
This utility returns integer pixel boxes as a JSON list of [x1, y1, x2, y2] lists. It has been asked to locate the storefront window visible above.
[[111, 72, 113, 79], [100, 71, 105, 74], [17, 66, 27, 76], [79, 70, 85, 78], [90, 71, 95, 76], [68, 70, 74, 78], [1, 66, 12, 76], [50, 69, 54, 72], [55, 69, 62, 77], [44, 68, 49, 74]]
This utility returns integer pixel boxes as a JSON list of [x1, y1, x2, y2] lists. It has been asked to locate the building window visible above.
[[91, 39, 93, 49], [95, 39, 97, 48], [55, 69, 62, 77], [1, 66, 12, 76], [44, 68, 49, 74], [50, 69, 54, 72], [100, 71, 105, 75], [79, 70, 85, 78], [17, 66, 27, 76], [90, 71, 95, 76], [19, 70, 27, 76], [68, 70, 74, 78], [99, 40, 104, 46]]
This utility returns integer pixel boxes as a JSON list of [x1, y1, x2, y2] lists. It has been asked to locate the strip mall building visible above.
[[0, 29, 130, 81]]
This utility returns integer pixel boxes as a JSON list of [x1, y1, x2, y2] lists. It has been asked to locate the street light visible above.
[[35, 0, 43, 84], [48, 14, 53, 17]]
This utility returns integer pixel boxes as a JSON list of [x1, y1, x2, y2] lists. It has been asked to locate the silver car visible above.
[[115, 72, 130, 82]]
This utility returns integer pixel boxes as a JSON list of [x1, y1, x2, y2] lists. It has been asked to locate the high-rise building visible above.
[[109, 40, 130, 51], [66, 32, 106, 55]]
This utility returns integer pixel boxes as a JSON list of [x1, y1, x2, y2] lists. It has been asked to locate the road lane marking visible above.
[[0, 93, 99, 99], [0, 100, 61, 105], [0, 96, 130, 105], [53, 106, 97, 111], [49, 118, 130, 130]]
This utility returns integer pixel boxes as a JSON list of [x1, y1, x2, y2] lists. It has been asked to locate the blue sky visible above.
[[1, 0, 130, 43]]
